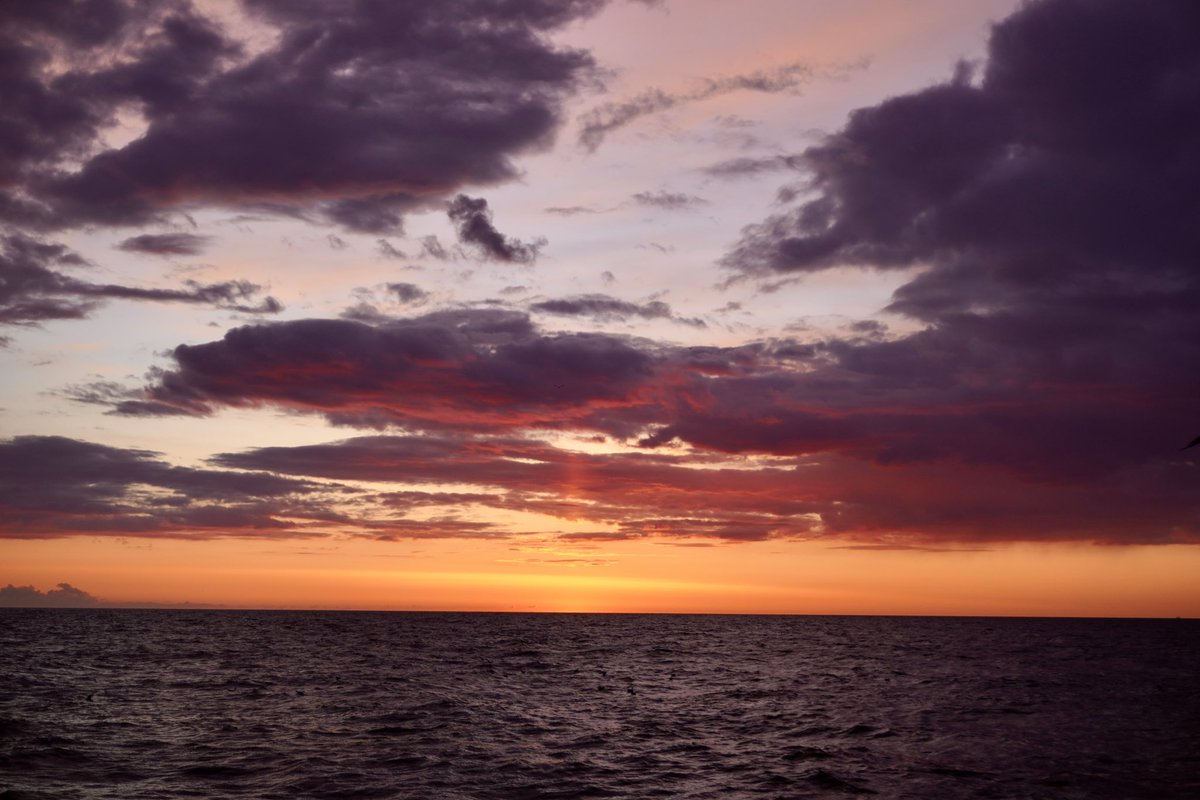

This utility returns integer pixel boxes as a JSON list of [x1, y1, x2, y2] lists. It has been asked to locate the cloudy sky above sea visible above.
[[2, 0, 1198, 615]]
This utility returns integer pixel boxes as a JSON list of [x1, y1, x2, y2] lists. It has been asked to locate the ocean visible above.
[[1, 610, 1197, 799]]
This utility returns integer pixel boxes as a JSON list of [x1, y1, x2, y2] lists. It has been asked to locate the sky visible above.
[[1, 0, 1198, 616]]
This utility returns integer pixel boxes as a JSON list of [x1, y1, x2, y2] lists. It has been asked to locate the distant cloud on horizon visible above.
[[0, 581, 224, 609], [0, 582, 101, 608]]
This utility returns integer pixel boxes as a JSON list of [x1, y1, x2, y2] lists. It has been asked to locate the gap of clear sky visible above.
[[2, 0, 1198, 616]]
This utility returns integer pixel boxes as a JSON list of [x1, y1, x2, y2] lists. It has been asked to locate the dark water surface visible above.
[[1, 610, 1197, 799]]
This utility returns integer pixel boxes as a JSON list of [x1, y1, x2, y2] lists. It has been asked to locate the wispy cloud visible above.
[[116, 233, 211, 257], [0, 235, 280, 332], [579, 61, 844, 152]]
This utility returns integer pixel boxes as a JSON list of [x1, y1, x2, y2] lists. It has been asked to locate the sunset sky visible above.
[[2, 0, 1198, 616]]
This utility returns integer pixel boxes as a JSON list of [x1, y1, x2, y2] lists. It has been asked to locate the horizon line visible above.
[[0, 605, 1193, 621]]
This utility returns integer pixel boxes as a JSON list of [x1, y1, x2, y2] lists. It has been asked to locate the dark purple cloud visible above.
[[82, 294, 1198, 544], [724, 1, 1200, 283], [532, 294, 672, 320], [698, 0, 1200, 538], [95, 310, 659, 433], [530, 293, 704, 327], [1, 0, 604, 233], [0, 235, 281, 330], [116, 233, 211, 256], [447, 195, 545, 263], [0, 435, 340, 538]]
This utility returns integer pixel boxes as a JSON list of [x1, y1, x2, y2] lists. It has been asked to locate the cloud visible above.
[[377, 239, 407, 259], [116, 233, 211, 257], [0, 435, 342, 539], [210, 419, 1199, 547], [637, 242, 673, 254], [210, 433, 829, 543], [1, 0, 605, 233], [544, 205, 599, 216], [714, 0, 1200, 438], [0, 581, 225, 608], [79, 294, 1199, 545], [387, 283, 429, 304], [578, 61, 821, 152], [530, 293, 705, 327], [544, 192, 706, 218], [0, 582, 100, 608], [701, 154, 804, 180], [447, 195, 546, 263], [417, 235, 453, 261], [101, 310, 659, 434], [16, 0, 1198, 548], [0, 234, 281, 329], [631, 191, 707, 211]]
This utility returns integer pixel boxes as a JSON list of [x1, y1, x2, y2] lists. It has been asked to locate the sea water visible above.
[[1, 610, 1197, 799]]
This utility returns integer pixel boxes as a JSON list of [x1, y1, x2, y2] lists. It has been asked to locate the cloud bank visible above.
[[6, 0, 1198, 549]]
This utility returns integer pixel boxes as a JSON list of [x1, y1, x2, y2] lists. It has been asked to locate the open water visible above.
[[1, 610, 1197, 799]]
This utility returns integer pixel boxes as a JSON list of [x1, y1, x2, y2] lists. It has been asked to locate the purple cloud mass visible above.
[[4, 0, 1199, 548], [0, 0, 605, 233], [64, 297, 1198, 544]]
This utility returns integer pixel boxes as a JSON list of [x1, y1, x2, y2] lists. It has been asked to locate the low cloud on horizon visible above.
[[0, 582, 223, 609]]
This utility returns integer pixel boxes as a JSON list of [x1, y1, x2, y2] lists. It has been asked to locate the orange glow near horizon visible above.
[[4, 537, 1198, 618]]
